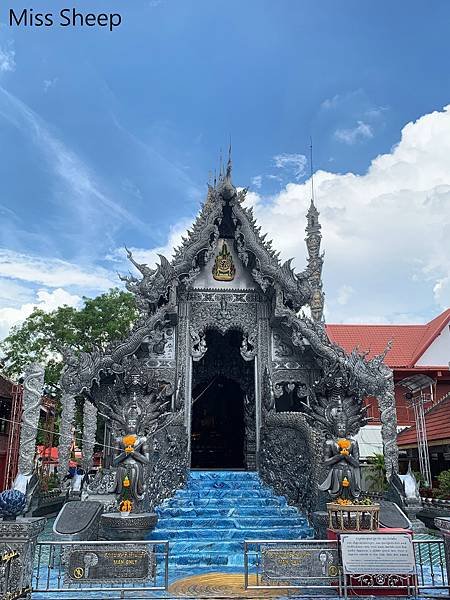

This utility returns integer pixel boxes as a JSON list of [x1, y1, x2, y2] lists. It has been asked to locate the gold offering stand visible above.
[[327, 502, 380, 532]]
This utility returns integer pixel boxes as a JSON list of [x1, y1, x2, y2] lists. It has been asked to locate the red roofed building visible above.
[[326, 309, 450, 479], [0, 374, 14, 491]]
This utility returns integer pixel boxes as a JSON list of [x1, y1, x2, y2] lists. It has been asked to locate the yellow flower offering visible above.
[[122, 476, 130, 488], [123, 434, 137, 454], [338, 438, 351, 455], [119, 499, 133, 512], [337, 498, 352, 506], [342, 477, 350, 488]]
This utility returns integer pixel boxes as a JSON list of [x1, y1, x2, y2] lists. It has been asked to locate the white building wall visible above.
[[416, 324, 450, 367]]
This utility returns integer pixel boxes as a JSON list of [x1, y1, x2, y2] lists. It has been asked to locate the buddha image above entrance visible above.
[[212, 242, 236, 281]]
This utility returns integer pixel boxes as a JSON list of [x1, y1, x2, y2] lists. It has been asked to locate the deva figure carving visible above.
[[318, 406, 362, 501], [113, 401, 151, 503], [97, 370, 172, 512], [302, 372, 369, 503]]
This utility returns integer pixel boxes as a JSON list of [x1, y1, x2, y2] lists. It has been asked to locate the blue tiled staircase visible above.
[[150, 470, 313, 572]]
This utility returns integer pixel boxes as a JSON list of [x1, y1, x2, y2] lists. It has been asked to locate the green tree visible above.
[[366, 453, 388, 492], [436, 470, 450, 499], [0, 288, 138, 389]]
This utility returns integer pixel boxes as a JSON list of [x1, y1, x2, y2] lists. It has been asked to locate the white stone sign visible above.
[[341, 534, 415, 575]]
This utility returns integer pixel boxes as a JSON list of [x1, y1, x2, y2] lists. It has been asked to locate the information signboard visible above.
[[261, 543, 339, 580], [341, 533, 415, 575], [65, 544, 153, 584]]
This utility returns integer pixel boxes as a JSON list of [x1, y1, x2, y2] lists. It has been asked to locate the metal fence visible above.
[[244, 539, 343, 594], [414, 538, 448, 594], [32, 539, 169, 599], [30, 536, 449, 598], [244, 537, 449, 598]]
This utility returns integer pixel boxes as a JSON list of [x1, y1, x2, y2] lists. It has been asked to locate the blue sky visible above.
[[0, 0, 449, 336]]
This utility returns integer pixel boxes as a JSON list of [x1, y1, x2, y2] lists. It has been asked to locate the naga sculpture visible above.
[[302, 368, 369, 503], [317, 405, 362, 501], [93, 367, 172, 512]]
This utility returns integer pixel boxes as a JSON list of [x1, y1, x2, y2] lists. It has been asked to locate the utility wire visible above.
[[0, 383, 216, 456]]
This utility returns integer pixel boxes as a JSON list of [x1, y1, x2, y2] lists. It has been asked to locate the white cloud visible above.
[[0, 46, 15, 73], [107, 217, 194, 274], [0, 279, 34, 308], [244, 105, 450, 323], [334, 121, 374, 144], [321, 94, 341, 110], [273, 153, 307, 180], [0, 249, 120, 339], [337, 285, 354, 306], [0, 287, 81, 340], [0, 87, 146, 233], [0, 249, 116, 290], [251, 175, 262, 189], [43, 78, 57, 93]]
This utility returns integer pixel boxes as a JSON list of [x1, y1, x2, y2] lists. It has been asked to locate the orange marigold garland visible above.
[[336, 498, 352, 506], [123, 434, 137, 454], [337, 438, 351, 455]]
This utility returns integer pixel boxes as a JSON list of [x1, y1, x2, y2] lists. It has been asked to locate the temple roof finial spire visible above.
[[227, 138, 232, 178], [305, 137, 324, 322], [310, 136, 315, 207]]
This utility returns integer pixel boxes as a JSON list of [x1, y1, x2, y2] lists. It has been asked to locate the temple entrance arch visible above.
[[190, 329, 255, 470], [191, 376, 245, 468]]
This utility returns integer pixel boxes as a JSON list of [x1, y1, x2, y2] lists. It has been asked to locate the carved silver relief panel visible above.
[[188, 290, 259, 336]]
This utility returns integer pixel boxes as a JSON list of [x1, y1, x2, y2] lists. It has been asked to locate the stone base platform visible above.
[[100, 512, 158, 540]]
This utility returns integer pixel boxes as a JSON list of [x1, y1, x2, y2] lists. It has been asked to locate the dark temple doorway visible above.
[[191, 376, 245, 469], [191, 329, 253, 469]]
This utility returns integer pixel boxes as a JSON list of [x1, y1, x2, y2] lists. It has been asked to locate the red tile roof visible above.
[[326, 309, 450, 369], [397, 392, 450, 446]]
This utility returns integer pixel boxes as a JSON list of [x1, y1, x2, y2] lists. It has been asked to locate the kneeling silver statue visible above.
[[318, 408, 362, 501], [302, 372, 368, 504]]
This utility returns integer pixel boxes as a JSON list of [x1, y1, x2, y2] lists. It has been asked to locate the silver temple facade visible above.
[[57, 155, 398, 515]]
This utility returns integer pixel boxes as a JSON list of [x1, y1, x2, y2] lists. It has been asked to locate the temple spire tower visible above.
[[305, 198, 325, 322], [218, 143, 236, 201]]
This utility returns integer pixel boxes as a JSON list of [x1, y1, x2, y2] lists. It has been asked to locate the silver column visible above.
[[17, 363, 45, 477], [82, 399, 97, 473], [58, 392, 76, 482], [376, 372, 399, 479]]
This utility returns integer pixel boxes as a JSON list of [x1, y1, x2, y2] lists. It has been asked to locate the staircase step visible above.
[[189, 471, 258, 480], [156, 516, 308, 528], [150, 470, 313, 570], [152, 526, 312, 540], [170, 540, 244, 553], [187, 480, 266, 490], [165, 497, 288, 507], [156, 506, 298, 518], [174, 488, 275, 498]]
